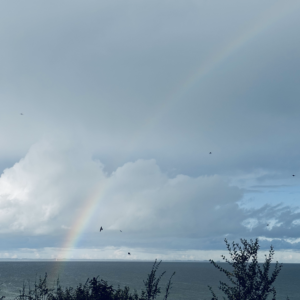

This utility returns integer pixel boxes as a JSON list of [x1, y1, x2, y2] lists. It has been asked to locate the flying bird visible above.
[[20, 113, 23, 115], [209, 152, 212, 154], [100, 226, 103, 232], [267, 224, 269, 226], [293, 175, 295, 177], [128, 252, 131, 255], [120, 230, 122, 232]]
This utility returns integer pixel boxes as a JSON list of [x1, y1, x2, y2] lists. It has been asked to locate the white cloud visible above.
[[0, 139, 105, 235], [1, 246, 300, 264], [0, 139, 243, 241], [100, 160, 244, 237], [1, 139, 300, 255]]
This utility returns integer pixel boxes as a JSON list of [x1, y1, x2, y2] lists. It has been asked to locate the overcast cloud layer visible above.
[[1, 0, 300, 261]]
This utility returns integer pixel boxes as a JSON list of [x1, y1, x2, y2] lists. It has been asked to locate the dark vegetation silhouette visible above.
[[208, 238, 288, 300], [14, 260, 175, 300]]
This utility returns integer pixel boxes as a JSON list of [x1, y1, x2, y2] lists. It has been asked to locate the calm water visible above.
[[0, 261, 298, 299]]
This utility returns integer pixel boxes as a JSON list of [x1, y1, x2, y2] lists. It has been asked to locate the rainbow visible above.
[[130, 1, 300, 143], [51, 0, 299, 278], [61, 180, 108, 259], [49, 180, 109, 278]]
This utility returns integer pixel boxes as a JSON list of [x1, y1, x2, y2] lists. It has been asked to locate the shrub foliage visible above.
[[208, 238, 285, 300], [15, 260, 175, 300]]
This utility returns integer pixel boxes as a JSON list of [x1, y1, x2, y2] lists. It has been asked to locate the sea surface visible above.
[[0, 261, 298, 299]]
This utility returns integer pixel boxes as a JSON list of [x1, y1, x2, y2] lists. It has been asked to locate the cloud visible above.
[[0, 139, 105, 235], [0, 0, 299, 180], [0, 0, 299, 261], [99, 159, 244, 238], [0, 140, 243, 239], [0, 140, 244, 243], [0, 139, 300, 254]]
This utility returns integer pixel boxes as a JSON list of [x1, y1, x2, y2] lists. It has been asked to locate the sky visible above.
[[1, 0, 300, 263]]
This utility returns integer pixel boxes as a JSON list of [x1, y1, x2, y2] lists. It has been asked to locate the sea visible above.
[[0, 261, 298, 300]]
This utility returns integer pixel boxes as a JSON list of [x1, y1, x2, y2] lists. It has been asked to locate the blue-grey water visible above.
[[0, 261, 298, 299]]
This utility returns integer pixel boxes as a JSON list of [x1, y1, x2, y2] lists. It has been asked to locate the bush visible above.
[[15, 259, 175, 300], [208, 238, 287, 300]]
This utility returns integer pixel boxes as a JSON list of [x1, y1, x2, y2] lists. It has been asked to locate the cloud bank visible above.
[[0, 140, 299, 256]]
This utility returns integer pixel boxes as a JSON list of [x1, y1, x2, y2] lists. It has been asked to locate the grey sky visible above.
[[1, 0, 300, 261]]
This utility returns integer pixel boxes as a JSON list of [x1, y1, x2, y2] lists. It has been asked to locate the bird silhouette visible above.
[[120, 230, 122, 232], [128, 252, 131, 255], [293, 175, 295, 177], [100, 226, 103, 232], [20, 113, 23, 115], [209, 152, 212, 154], [267, 224, 269, 226]]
